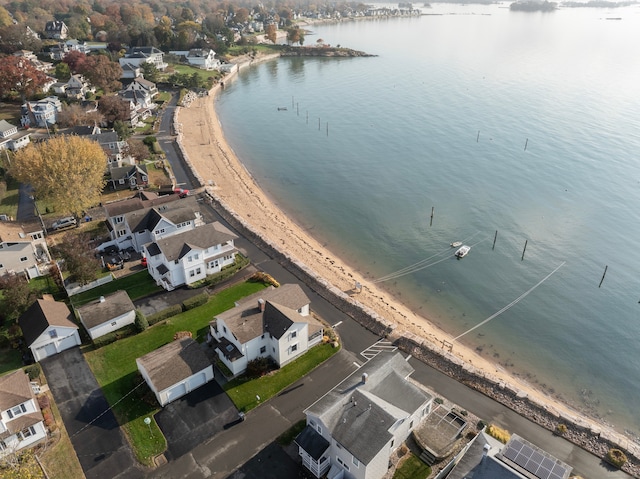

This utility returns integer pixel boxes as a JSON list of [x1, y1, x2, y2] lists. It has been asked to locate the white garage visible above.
[[136, 337, 214, 407], [19, 296, 81, 362]]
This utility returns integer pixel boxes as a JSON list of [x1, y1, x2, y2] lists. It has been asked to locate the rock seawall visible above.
[[279, 46, 375, 57]]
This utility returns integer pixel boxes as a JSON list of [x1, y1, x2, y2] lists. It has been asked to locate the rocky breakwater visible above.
[[279, 46, 376, 57]]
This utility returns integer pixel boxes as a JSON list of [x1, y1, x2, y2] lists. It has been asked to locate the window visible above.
[[222, 326, 227, 333], [18, 426, 36, 441], [335, 442, 342, 450], [195, 267, 201, 275], [390, 439, 395, 448], [194, 253, 199, 260], [119, 179, 125, 184], [7, 404, 27, 419], [260, 346, 266, 354], [291, 344, 298, 352], [49, 330, 58, 338], [352, 457, 359, 468], [115, 216, 124, 224], [317, 425, 322, 434], [20, 256, 28, 262], [409, 420, 414, 429], [188, 255, 193, 262], [291, 331, 297, 339], [189, 270, 196, 277], [117, 229, 126, 237], [155, 228, 165, 235], [336, 457, 349, 471], [310, 420, 316, 427]]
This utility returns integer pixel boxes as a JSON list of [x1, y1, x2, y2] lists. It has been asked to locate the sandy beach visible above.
[[174, 55, 639, 467]]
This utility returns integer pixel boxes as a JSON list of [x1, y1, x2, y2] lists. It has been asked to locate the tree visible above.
[[63, 50, 89, 73], [51, 232, 101, 285], [56, 104, 105, 128], [265, 24, 277, 44], [124, 138, 150, 163], [54, 62, 71, 81], [140, 62, 160, 83], [11, 136, 106, 217], [0, 24, 42, 54], [113, 120, 131, 140], [134, 309, 148, 332], [0, 56, 49, 101], [98, 95, 130, 125], [81, 55, 122, 93], [0, 274, 37, 322], [0, 7, 12, 28], [286, 27, 305, 46]]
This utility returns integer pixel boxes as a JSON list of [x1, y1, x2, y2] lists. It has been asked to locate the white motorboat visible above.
[[450, 241, 462, 248], [455, 245, 471, 258]]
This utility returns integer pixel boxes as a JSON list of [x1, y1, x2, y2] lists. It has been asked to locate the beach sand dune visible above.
[[175, 58, 639, 465]]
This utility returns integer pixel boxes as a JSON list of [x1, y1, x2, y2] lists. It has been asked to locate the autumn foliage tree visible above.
[[50, 232, 101, 285], [56, 104, 105, 128], [11, 136, 106, 217], [265, 23, 277, 44], [0, 274, 37, 322], [80, 55, 123, 93], [0, 56, 49, 101], [63, 50, 89, 73], [98, 94, 131, 125]]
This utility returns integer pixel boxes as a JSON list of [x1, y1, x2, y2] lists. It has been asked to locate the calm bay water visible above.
[[215, 4, 640, 436]]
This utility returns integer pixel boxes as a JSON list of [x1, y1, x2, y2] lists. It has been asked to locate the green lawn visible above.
[[0, 177, 20, 219], [0, 346, 23, 376], [224, 342, 339, 412], [392, 453, 431, 479], [70, 270, 163, 307], [165, 63, 222, 85], [83, 281, 266, 465]]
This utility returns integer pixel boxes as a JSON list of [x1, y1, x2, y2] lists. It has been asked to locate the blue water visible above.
[[216, 4, 640, 436]]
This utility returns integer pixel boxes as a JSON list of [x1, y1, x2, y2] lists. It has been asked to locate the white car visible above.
[[52, 216, 77, 230]]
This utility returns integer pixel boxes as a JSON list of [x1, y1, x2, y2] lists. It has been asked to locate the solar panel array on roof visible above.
[[502, 438, 570, 479]]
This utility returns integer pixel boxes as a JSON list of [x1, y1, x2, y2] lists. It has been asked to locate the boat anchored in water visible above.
[[455, 245, 471, 258], [450, 241, 462, 248]]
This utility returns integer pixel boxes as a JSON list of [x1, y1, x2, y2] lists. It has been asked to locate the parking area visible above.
[[154, 365, 240, 461]]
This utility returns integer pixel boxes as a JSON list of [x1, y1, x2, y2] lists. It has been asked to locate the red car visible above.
[[174, 188, 190, 198], [141, 257, 148, 267]]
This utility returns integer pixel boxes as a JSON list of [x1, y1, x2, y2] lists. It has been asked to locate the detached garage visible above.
[[18, 295, 81, 362], [136, 337, 214, 407], [76, 290, 136, 340]]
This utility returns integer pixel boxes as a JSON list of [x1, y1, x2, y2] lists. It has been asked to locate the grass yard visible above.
[[224, 341, 339, 412], [144, 161, 171, 188], [83, 281, 266, 465], [165, 63, 222, 85], [392, 453, 431, 479], [0, 176, 20, 219], [70, 270, 162, 307], [0, 346, 23, 375], [0, 101, 22, 123]]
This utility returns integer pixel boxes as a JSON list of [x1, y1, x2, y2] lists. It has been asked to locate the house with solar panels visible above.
[[437, 430, 572, 479], [295, 352, 433, 479]]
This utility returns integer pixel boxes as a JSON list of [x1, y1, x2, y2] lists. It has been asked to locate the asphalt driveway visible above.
[[155, 371, 240, 461], [40, 348, 144, 479]]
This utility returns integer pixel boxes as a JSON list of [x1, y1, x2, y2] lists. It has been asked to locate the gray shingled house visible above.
[[295, 352, 433, 479], [136, 337, 214, 407]]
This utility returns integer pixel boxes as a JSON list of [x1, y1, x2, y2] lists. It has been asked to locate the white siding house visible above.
[[76, 290, 136, 340], [18, 295, 81, 362], [136, 338, 214, 407], [0, 221, 50, 280], [144, 221, 238, 291], [118, 46, 167, 71], [0, 120, 30, 151], [296, 353, 433, 479], [210, 284, 323, 377], [0, 371, 47, 457]]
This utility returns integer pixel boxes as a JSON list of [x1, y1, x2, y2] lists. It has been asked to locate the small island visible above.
[[279, 46, 376, 57], [510, 0, 558, 10]]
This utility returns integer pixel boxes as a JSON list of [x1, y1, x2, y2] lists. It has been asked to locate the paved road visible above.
[[40, 348, 144, 479]]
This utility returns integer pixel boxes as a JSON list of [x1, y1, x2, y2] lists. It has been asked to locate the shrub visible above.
[[246, 357, 274, 379], [606, 448, 628, 469], [182, 292, 209, 310], [434, 397, 444, 405], [37, 394, 50, 410], [42, 408, 55, 428], [555, 424, 567, 435], [142, 135, 157, 146], [249, 271, 279, 287], [147, 304, 183, 325], [188, 255, 250, 289], [92, 324, 137, 348], [134, 309, 149, 332], [477, 420, 487, 430], [25, 364, 41, 381], [173, 331, 192, 340], [486, 424, 511, 444]]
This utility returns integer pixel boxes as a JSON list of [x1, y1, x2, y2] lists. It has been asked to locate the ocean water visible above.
[[215, 4, 640, 437]]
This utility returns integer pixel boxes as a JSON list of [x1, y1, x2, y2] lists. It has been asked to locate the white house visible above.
[[21, 96, 62, 128], [170, 49, 220, 70], [439, 431, 572, 479], [210, 284, 324, 376], [103, 194, 203, 253], [65, 74, 95, 100], [76, 290, 136, 340], [18, 295, 81, 362], [119, 46, 168, 71], [124, 77, 158, 99], [120, 62, 143, 80], [144, 221, 238, 291], [0, 120, 30, 151], [136, 337, 214, 407], [0, 370, 47, 458], [0, 221, 50, 279], [295, 352, 433, 479]]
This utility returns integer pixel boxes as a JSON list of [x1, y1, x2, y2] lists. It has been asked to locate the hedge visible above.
[[92, 324, 137, 348], [182, 292, 209, 311], [187, 254, 250, 289], [147, 304, 183, 325]]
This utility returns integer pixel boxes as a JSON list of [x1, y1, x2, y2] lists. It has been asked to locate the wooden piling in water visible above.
[[430, 206, 434, 226], [318, 118, 321, 130], [492, 230, 498, 250], [521, 240, 528, 260], [599, 265, 608, 288], [477, 131, 480, 142], [524, 138, 528, 151], [326, 122, 329, 136]]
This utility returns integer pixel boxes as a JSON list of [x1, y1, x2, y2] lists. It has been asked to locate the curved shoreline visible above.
[[174, 56, 640, 474]]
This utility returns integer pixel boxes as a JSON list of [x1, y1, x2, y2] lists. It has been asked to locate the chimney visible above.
[[361, 372, 368, 384], [258, 298, 265, 312], [99, 296, 105, 303], [482, 444, 491, 457]]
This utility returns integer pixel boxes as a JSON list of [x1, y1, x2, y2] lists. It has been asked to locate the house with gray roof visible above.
[[0, 120, 31, 151], [136, 337, 213, 406], [437, 431, 572, 479], [118, 46, 167, 71], [18, 295, 81, 362], [102, 194, 202, 253], [295, 352, 432, 479], [210, 284, 324, 376], [0, 370, 46, 457], [0, 220, 50, 280], [107, 164, 149, 191], [76, 290, 136, 340], [144, 221, 238, 291]]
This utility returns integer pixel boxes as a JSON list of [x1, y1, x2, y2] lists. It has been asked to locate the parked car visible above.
[[52, 216, 77, 230], [141, 257, 148, 267]]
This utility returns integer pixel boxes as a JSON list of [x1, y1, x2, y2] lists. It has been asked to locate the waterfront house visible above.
[[210, 284, 323, 376], [169, 49, 221, 71], [63, 125, 132, 170], [76, 290, 136, 340], [102, 194, 202, 253], [118, 46, 167, 71], [295, 352, 433, 479], [0, 370, 46, 458], [124, 77, 158, 99], [107, 164, 149, 191], [136, 337, 214, 406], [18, 295, 81, 362], [144, 221, 237, 291]]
